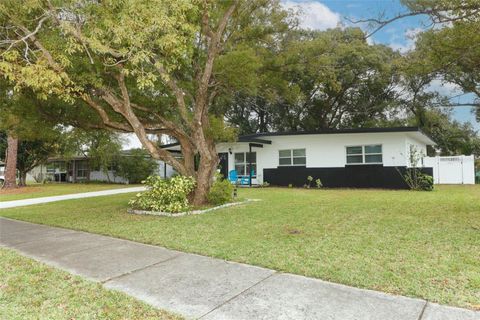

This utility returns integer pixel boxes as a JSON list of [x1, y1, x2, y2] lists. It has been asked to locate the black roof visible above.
[[161, 127, 435, 147], [239, 127, 426, 139]]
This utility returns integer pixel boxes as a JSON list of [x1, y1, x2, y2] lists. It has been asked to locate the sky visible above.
[[124, 0, 479, 149]]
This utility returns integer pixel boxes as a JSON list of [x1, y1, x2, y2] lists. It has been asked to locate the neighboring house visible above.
[[164, 127, 436, 189], [30, 153, 176, 184]]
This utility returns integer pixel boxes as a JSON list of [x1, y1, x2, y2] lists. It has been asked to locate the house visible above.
[[30, 152, 176, 184], [164, 127, 436, 189]]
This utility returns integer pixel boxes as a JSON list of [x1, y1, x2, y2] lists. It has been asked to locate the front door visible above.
[[218, 153, 229, 179]]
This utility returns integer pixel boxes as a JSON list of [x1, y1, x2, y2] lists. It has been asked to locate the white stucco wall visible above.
[[89, 170, 128, 184], [217, 132, 428, 184], [405, 136, 428, 167]]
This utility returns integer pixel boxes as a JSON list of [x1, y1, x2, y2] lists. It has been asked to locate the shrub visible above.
[[129, 175, 196, 213], [207, 176, 234, 205], [403, 169, 434, 191], [417, 173, 434, 191], [316, 178, 323, 188], [399, 145, 434, 191]]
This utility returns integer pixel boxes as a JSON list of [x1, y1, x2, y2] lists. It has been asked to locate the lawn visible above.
[[0, 248, 181, 320], [1, 186, 479, 309], [0, 183, 135, 201]]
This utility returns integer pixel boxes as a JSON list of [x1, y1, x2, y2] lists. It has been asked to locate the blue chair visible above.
[[228, 170, 238, 184], [240, 176, 249, 185], [239, 169, 255, 185]]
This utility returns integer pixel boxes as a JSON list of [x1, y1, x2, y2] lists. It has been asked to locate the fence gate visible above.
[[423, 155, 475, 185]]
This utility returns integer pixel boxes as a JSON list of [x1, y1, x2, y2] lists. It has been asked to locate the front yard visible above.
[[1, 185, 479, 309], [0, 248, 181, 320], [0, 183, 135, 201]]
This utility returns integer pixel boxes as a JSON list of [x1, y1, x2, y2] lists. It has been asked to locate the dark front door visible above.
[[218, 153, 229, 179]]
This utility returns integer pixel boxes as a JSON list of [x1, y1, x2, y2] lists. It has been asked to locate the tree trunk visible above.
[[3, 135, 18, 189], [18, 171, 27, 187], [192, 155, 218, 206]]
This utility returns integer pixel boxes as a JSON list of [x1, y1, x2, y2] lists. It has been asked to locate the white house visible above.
[[29, 153, 176, 184], [164, 127, 436, 189]]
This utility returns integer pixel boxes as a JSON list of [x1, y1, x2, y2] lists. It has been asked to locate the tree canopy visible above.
[[0, 0, 292, 203]]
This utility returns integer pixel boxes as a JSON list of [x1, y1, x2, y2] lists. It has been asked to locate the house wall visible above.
[[217, 132, 416, 186], [89, 170, 128, 184], [405, 136, 428, 167]]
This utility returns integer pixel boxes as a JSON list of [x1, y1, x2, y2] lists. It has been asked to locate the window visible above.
[[76, 160, 89, 178], [47, 161, 66, 173], [278, 148, 306, 166], [346, 145, 382, 164], [234, 152, 256, 177]]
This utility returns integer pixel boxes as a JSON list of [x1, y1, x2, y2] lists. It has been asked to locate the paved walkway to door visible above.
[[0, 186, 146, 209], [0, 217, 478, 320]]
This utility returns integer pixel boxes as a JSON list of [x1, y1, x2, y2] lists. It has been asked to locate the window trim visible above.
[[234, 151, 257, 178], [345, 144, 383, 165], [75, 160, 89, 179], [278, 148, 307, 167]]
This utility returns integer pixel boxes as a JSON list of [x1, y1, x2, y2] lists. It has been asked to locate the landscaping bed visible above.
[[128, 199, 259, 217]]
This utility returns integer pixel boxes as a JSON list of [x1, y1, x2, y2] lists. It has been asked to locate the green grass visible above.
[[0, 248, 181, 320], [0, 183, 136, 201], [1, 186, 479, 309]]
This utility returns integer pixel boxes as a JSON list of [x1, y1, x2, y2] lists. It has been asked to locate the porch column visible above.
[[249, 144, 252, 187]]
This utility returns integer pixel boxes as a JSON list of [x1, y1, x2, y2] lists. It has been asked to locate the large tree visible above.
[[222, 28, 403, 133], [0, 0, 290, 204], [358, 0, 480, 120]]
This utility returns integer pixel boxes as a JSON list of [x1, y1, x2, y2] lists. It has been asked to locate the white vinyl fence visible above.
[[424, 155, 475, 184]]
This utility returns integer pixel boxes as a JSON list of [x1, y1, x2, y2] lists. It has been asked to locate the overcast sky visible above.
[[123, 0, 479, 149]]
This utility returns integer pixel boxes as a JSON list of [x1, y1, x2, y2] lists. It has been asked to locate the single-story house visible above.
[[164, 127, 436, 189], [30, 152, 176, 184]]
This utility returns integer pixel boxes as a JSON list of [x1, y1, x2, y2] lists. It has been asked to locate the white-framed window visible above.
[[278, 148, 306, 166], [76, 160, 89, 178], [346, 145, 382, 164], [234, 152, 256, 177]]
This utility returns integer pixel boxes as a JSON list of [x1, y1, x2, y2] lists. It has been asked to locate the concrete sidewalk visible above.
[[0, 186, 146, 209], [0, 217, 478, 320]]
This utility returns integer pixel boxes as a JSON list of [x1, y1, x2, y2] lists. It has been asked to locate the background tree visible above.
[[0, 79, 68, 187], [62, 129, 123, 182], [357, 0, 480, 120], [116, 149, 158, 184], [2, 135, 18, 189], [223, 28, 406, 133], [0, 132, 61, 186]]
